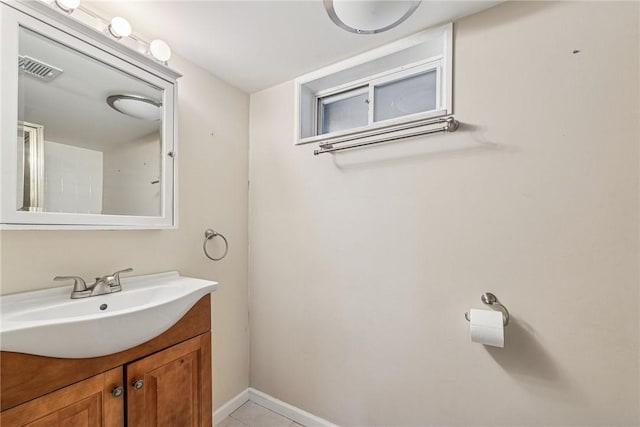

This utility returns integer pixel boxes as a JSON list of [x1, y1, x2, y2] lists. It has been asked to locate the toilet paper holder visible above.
[[465, 293, 510, 327]]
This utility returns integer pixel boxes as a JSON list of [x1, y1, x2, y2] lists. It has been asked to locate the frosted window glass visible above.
[[320, 92, 369, 135], [373, 70, 437, 122]]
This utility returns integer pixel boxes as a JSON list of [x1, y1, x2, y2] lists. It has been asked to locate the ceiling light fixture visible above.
[[324, 0, 421, 34], [149, 40, 172, 62], [108, 16, 132, 39], [54, 0, 80, 14], [107, 94, 162, 121]]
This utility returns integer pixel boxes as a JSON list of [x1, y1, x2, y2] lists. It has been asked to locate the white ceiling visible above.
[[87, 1, 501, 94]]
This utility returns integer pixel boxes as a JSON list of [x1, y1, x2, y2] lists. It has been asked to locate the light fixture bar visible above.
[[44, 0, 172, 65]]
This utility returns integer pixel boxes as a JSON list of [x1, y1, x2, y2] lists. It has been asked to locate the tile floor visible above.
[[218, 401, 305, 427]]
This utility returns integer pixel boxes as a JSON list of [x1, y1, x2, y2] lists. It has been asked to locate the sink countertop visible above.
[[0, 271, 217, 358]]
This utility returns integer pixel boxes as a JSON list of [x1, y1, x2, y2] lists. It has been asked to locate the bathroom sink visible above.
[[0, 271, 217, 358]]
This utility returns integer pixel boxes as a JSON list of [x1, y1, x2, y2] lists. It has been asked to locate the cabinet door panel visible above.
[[126, 333, 212, 427], [0, 368, 123, 427], [31, 394, 100, 427]]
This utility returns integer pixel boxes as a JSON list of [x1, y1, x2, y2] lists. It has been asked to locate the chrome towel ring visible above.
[[203, 229, 228, 261], [464, 292, 510, 327]]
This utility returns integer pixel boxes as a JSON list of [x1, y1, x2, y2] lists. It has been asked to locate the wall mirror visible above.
[[1, 2, 181, 228]]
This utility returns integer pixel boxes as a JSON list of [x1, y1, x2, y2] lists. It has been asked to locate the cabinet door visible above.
[[126, 332, 212, 427], [0, 368, 124, 427]]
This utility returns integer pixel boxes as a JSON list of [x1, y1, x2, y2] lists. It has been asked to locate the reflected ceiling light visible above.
[[324, 0, 421, 34], [108, 16, 132, 39], [54, 0, 80, 13], [107, 94, 162, 121], [149, 40, 172, 62]]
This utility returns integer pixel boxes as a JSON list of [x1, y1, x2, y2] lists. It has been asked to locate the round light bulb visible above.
[[149, 39, 171, 62], [109, 17, 132, 39], [55, 0, 80, 13]]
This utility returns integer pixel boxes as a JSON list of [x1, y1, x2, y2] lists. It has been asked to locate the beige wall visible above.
[[0, 54, 250, 411], [248, 2, 640, 425]]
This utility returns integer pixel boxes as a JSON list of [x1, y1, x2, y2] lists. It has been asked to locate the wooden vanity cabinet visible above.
[[127, 333, 212, 427], [0, 368, 123, 427], [0, 296, 212, 427]]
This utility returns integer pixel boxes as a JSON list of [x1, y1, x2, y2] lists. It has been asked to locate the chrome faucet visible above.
[[54, 268, 133, 299]]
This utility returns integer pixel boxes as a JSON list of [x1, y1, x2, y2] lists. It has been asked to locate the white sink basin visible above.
[[0, 271, 217, 358]]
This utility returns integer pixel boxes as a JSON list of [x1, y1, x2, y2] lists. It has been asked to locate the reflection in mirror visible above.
[[17, 26, 164, 217], [18, 122, 45, 211]]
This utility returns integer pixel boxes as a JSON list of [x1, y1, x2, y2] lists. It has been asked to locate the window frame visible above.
[[314, 58, 443, 139], [316, 85, 369, 136], [294, 23, 453, 147], [369, 61, 442, 125]]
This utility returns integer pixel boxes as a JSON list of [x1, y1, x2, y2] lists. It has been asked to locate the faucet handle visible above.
[[54, 276, 87, 291], [54, 276, 90, 298], [111, 268, 133, 287]]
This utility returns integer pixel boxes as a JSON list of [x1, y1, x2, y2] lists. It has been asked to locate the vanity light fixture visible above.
[[149, 39, 172, 62], [324, 0, 421, 34], [106, 94, 162, 121], [108, 16, 132, 39], [46, 1, 173, 66], [54, 0, 80, 14]]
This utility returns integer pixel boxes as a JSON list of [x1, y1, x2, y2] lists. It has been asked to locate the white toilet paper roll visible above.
[[469, 309, 504, 348]]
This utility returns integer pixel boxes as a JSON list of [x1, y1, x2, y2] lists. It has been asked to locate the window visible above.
[[373, 67, 438, 122], [316, 62, 440, 136], [295, 23, 452, 146], [318, 86, 368, 135]]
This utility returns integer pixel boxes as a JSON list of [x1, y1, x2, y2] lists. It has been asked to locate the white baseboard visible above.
[[247, 388, 338, 427], [213, 388, 250, 425], [214, 387, 338, 427]]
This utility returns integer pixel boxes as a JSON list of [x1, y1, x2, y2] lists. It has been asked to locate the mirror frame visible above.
[[0, 1, 181, 229]]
